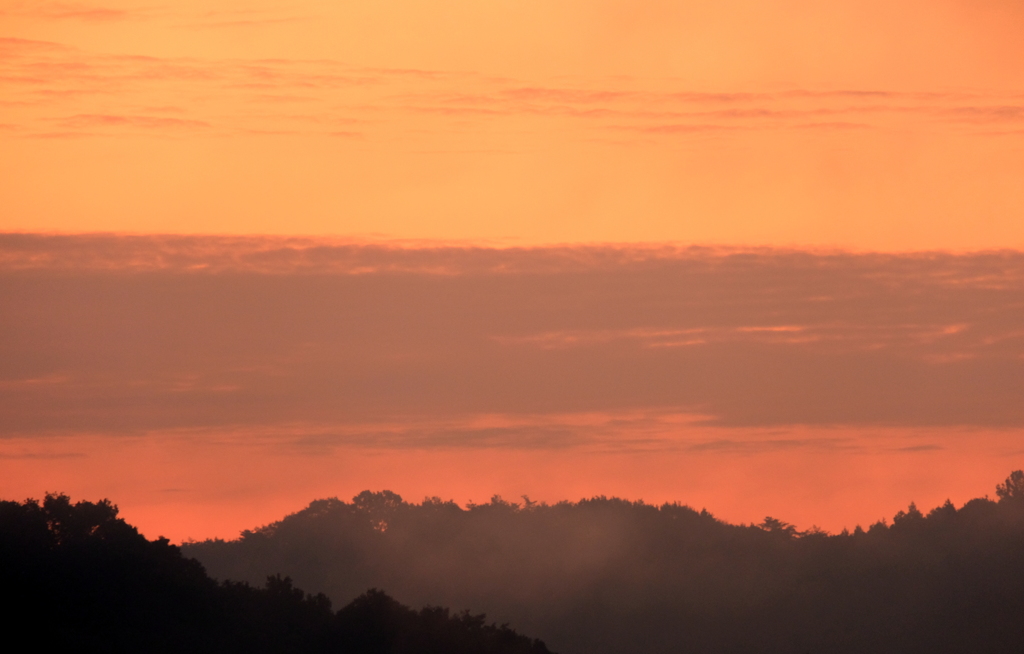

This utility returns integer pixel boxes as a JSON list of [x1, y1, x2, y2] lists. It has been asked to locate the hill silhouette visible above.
[[0, 494, 552, 654], [185, 472, 1024, 654]]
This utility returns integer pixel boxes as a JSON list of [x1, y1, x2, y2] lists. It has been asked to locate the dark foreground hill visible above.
[[0, 494, 552, 654], [186, 472, 1024, 654]]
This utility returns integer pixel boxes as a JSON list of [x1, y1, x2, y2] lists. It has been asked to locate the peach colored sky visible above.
[[3, 0, 1024, 248], [3, 3, 1024, 541]]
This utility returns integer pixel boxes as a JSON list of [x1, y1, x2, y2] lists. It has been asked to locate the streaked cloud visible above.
[[3, 33, 1024, 142], [0, 2, 136, 22]]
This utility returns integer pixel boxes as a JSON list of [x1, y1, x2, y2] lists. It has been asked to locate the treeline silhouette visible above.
[[186, 472, 1024, 654], [0, 494, 552, 654]]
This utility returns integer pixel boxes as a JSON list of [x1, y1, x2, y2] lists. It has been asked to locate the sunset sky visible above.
[[2, 1, 1024, 541]]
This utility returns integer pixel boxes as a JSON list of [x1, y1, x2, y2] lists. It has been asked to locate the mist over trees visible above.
[[5, 478, 1023, 653], [186, 473, 1024, 654], [0, 494, 551, 654]]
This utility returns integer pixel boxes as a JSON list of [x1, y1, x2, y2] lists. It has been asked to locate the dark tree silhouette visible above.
[[187, 473, 1024, 654], [997, 470, 1024, 502], [0, 494, 553, 654]]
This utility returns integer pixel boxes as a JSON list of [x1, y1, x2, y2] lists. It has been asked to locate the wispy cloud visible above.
[[4, 36, 1024, 141], [174, 16, 310, 30], [0, 2, 137, 21], [57, 113, 210, 129]]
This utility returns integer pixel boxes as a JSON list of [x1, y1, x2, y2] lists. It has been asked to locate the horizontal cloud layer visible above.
[[2, 235, 1022, 441]]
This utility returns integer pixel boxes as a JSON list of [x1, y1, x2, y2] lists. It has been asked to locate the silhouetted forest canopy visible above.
[[0, 494, 551, 654], [184, 472, 1024, 654], [6, 476, 1024, 653]]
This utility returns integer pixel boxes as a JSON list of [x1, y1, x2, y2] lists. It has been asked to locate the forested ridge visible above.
[[0, 494, 552, 654], [186, 472, 1024, 654], [5, 475, 1024, 653]]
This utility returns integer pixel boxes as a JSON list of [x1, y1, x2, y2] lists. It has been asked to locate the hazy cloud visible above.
[[2, 236, 1023, 442]]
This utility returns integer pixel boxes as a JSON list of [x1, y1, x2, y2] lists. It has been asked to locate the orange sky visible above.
[[3, 3, 1024, 542], [3, 0, 1024, 248], [3, 424, 1019, 543], [2, 236, 1023, 540]]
